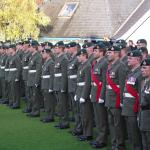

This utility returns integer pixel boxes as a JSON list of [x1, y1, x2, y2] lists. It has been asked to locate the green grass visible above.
[[0, 102, 110, 150]]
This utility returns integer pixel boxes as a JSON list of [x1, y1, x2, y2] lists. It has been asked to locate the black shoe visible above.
[[54, 124, 61, 128], [92, 142, 107, 148], [69, 130, 82, 136], [11, 105, 20, 109], [89, 141, 97, 145], [22, 108, 31, 113], [2, 100, 9, 104], [27, 112, 40, 117], [42, 118, 54, 123], [59, 125, 70, 129], [78, 135, 93, 141]]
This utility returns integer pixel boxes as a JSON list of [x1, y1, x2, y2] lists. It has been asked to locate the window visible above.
[[58, 2, 79, 18]]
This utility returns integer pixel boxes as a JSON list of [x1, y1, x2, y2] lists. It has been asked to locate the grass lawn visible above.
[[0, 102, 111, 150]]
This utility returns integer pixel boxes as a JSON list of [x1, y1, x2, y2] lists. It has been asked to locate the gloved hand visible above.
[[80, 97, 85, 103], [74, 95, 77, 101], [61, 90, 65, 93], [120, 103, 123, 107], [98, 98, 104, 104], [49, 89, 53, 93], [15, 78, 19, 82]]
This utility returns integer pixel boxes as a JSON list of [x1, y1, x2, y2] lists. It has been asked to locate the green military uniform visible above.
[[8, 51, 22, 108], [53, 52, 69, 128], [22, 51, 31, 112], [0, 53, 7, 102], [90, 56, 108, 146], [27, 51, 42, 116], [4, 54, 12, 105], [67, 53, 79, 133], [105, 46, 126, 150], [139, 59, 150, 150], [75, 49, 93, 140], [41, 52, 55, 122], [122, 50, 142, 150]]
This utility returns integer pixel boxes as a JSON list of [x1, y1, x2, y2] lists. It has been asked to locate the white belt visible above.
[[5, 68, 9, 71], [124, 93, 134, 98], [106, 85, 120, 89], [9, 68, 17, 71], [54, 73, 62, 77], [1, 66, 5, 69], [23, 66, 29, 69], [91, 82, 97, 86], [77, 82, 85, 86], [42, 75, 51, 79], [29, 70, 36, 73], [68, 75, 77, 79]]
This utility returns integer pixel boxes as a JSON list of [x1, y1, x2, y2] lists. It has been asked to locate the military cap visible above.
[[128, 49, 142, 57], [39, 42, 46, 47], [94, 42, 106, 50], [42, 48, 51, 53], [9, 44, 16, 49], [55, 41, 64, 47], [76, 48, 87, 56], [141, 58, 150, 66], [68, 42, 77, 48], [116, 39, 127, 49], [137, 39, 147, 45], [83, 42, 94, 48], [23, 40, 30, 44], [30, 40, 39, 47], [107, 46, 121, 52], [65, 43, 69, 48], [139, 47, 148, 53], [47, 42, 53, 48]]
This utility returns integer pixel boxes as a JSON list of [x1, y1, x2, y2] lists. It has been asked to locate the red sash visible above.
[[91, 61, 102, 102], [125, 81, 139, 113], [106, 69, 120, 108]]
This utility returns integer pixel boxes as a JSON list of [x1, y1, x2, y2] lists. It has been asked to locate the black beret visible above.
[[76, 48, 87, 56], [84, 42, 94, 48], [9, 44, 16, 49], [141, 58, 150, 66], [137, 39, 147, 45], [128, 49, 142, 57], [93, 42, 106, 50], [55, 41, 64, 47], [23, 40, 30, 44], [42, 48, 51, 53], [107, 46, 121, 52], [116, 39, 127, 49], [30, 40, 39, 47], [68, 42, 77, 48]]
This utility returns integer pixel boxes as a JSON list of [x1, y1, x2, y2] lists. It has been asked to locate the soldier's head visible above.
[[23, 41, 30, 52], [29, 40, 39, 53], [76, 49, 88, 63], [54, 41, 65, 55], [139, 47, 148, 60], [107, 46, 121, 62], [83, 42, 94, 57], [41, 48, 51, 60], [93, 42, 106, 59], [127, 49, 142, 68], [67, 42, 78, 54], [9, 44, 16, 55], [141, 58, 150, 78], [136, 39, 147, 49]]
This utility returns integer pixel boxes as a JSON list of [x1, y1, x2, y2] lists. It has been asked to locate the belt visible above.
[[54, 73, 62, 77], [5, 68, 9, 71], [141, 105, 150, 110], [29, 70, 36, 73], [77, 82, 85, 86], [42, 75, 51, 79], [68, 75, 77, 79], [1, 66, 5, 69], [91, 82, 97, 86], [23, 66, 29, 69], [9, 68, 17, 71], [106, 85, 119, 89], [124, 93, 134, 98]]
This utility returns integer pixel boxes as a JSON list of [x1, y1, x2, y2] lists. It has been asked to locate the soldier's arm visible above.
[[61, 58, 68, 92], [81, 64, 91, 100], [49, 60, 54, 91], [35, 55, 42, 86], [15, 56, 22, 80]]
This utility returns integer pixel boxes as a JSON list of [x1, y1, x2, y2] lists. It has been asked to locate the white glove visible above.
[[90, 95, 91, 99], [120, 103, 123, 107], [49, 89, 53, 93], [61, 90, 65, 93], [15, 78, 19, 82], [80, 98, 85, 103], [98, 98, 104, 104], [74, 95, 77, 101]]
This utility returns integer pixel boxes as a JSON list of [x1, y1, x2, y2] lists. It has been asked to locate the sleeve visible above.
[[49, 60, 54, 90], [15, 56, 22, 80], [81, 64, 91, 100]]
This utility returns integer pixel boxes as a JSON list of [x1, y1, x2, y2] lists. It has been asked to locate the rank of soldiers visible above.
[[0, 38, 149, 150]]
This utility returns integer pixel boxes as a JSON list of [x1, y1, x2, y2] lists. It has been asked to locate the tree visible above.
[[0, 0, 50, 41]]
